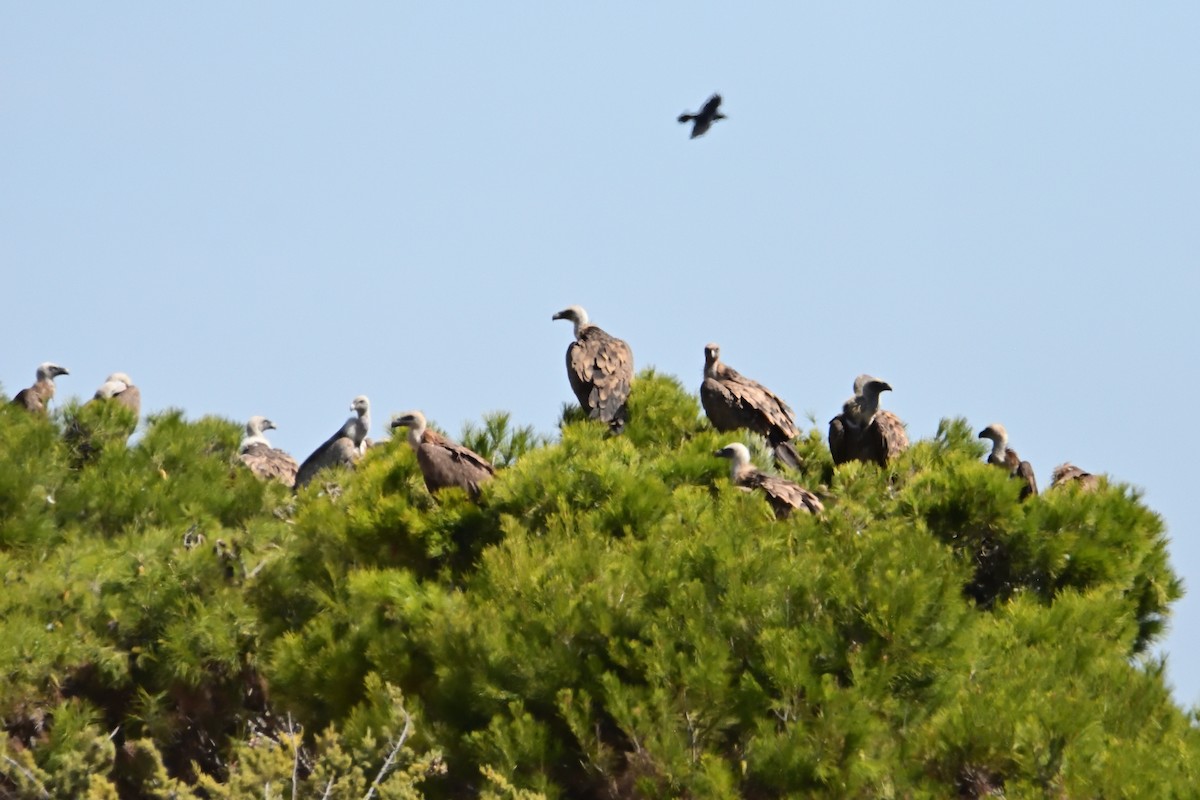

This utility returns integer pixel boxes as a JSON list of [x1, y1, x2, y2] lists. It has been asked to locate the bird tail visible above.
[[773, 441, 803, 472], [677, 113, 695, 124]]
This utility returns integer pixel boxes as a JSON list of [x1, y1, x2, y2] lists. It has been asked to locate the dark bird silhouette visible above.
[[1050, 462, 1100, 492], [294, 396, 370, 490], [828, 374, 909, 467], [700, 343, 802, 470], [978, 423, 1038, 500], [714, 442, 823, 519], [10, 362, 68, 415], [552, 305, 634, 433], [391, 410, 495, 499], [678, 93, 726, 139]]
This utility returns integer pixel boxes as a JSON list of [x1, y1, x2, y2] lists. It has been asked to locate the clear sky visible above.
[[3, 5, 1198, 705]]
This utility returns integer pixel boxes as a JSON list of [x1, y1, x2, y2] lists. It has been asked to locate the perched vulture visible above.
[[700, 343, 802, 470], [1050, 462, 1100, 492], [91, 372, 141, 419], [293, 396, 371, 490], [978, 423, 1038, 500], [678, 93, 726, 139], [390, 410, 495, 499], [715, 443, 823, 519], [828, 374, 909, 467], [239, 416, 299, 487], [552, 305, 634, 433], [10, 362, 69, 414]]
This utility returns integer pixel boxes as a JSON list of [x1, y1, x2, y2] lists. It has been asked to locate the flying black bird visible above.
[[678, 93, 725, 139]]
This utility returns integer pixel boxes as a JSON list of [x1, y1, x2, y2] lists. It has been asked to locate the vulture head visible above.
[[95, 373, 133, 399], [854, 374, 893, 399], [714, 441, 753, 479], [246, 415, 277, 436], [978, 423, 1008, 446], [390, 410, 428, 448], [350, 396, 370, 418], [552, 305, 591, 338], [703, 343, 722, 373], [37, 362, 69, 381]]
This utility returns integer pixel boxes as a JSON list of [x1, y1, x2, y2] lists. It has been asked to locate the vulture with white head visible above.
[[294, 396, 371, 490], [828, 374, 908, 467], [978, 423, 1038, 500], [678, 93, 726, 139], [390, 410, 495, 499], [10, 362, 69, 414], [239, 416, 299, 487], [714, 442, 823, 519], [1050, 463, 1100, 492], [552, 305, 634, 433], [701, 343, 802, 470], [91, 372, 141, 419]]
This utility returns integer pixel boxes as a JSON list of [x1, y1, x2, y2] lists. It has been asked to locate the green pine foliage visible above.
[[0, 372, 1195, 798]]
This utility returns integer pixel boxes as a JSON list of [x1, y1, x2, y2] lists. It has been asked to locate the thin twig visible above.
[[2, 754, 52, 799], [320, 777, 335, 799], [363, 708, 413, 800], [287, 713, 301, 800]]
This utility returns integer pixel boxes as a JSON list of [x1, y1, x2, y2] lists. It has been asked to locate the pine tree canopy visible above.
[[0, 372, 1195, 798]]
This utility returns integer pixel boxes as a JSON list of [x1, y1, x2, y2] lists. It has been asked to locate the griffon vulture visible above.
[[714, 442, 823, 519], [828, 375, 909, 467], [552, 305, 634, 433], [293, 395, 370, 490], [978, 423, 1038, 500], [239, 416, 299, 487], [390, 410, 495, 499], [1050, 462, 1100, 492], [91, 372, 141, 419], [678, 93, 726, 139], [10, 362, 69, 414], [701, 343, 802, 470]]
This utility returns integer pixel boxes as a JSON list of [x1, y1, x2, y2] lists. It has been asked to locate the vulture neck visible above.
[[988, 436, 1007, 462], [35, 379, 56, 402], [727, 453, 754, 482], [703, 358, 723, 380], [405, 419, 427, 451], [240, 433, 270, 453], [571, 312, 593, 339]]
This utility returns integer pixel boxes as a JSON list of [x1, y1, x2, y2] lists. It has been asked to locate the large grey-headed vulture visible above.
[[1050, 462, 1100, 492], [390, 410, 495, 499], [701, 343, 802, 470], [294, 395, 370, 490], [715, 442, 823, 519], [91, 372, 141, 419], [978, 423, 1038, 500], [10, 362, 68, 414], [239, 416, 299, 487], [552, 305, 634, 433], [678, 93, 726, 139], [828, 374, 909, 467]]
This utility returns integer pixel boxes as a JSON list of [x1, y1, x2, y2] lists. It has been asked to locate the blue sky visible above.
[[4, 4, 1198, 704]]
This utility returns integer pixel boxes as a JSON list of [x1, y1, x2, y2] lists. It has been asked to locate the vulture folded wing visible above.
[[866, 410, 909, 467], [828, 414, 856, 466], [703, 371, 798, 443], [241, 443, 299, 487], [567, 327, 633, 431], [416, 430, 496, 497], [1015, 459, 1038, 500], [1051, 463, 1099, 492], [746, 472, 824, 519], [11, 387, 45, 414], [294, 433, 359, 489], [115, 385, 141, 417]]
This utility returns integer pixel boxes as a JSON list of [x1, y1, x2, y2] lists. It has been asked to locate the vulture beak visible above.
[[265, 420, 277, 431], [551, 311, 565, 321], [56, 367, 70, 377], [713, 447, 731, 459], [977, 428, 989, 439], [390, 416, 407, 430]]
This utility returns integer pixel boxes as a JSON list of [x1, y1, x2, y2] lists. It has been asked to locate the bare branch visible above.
[[362, 707, 413, 800], [287, 713, 301, 800], [1, 754, 51, 799]]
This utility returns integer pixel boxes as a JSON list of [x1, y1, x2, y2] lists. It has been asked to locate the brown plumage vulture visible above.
[[715, 442, 823, 519], [91, 372, 141, 419], [678, 93, 726, 139], [978, 423, 1038, 500], [239, 416, 299, 487], [390, 410, 495, 499], [294, 395, 370, 490], [828, 374, 909, 467], [10, 362, 69, 414], [1050, 462, 1100, 492], [701, 343, 802, 470], [552, 305, 634, 433]]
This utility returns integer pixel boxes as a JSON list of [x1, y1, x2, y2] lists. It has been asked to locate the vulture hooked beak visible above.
[[390, 416, 410, 430], [977, 428, 991, 439], [551, 310, 566, 321], [714, 447, 732, 459], [264, 420, 277, 432], [54, 366, 70, 377]]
